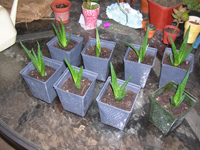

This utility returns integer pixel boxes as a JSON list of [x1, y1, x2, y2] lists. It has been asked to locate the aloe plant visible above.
[[125, 26, 149, 63], [170, 69, 190, 108], [64, 58, 83, 90], [169, 25, 193, 67], [110, 62, 131, 101], [95, 25, 101, 57], [20, 41, 46, 77], [83, 0, 99, 10], [52, 18, 71, 48]]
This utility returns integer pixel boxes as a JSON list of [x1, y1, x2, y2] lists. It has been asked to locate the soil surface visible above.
[[163, 54, 190, 70], [85, 46, 112, 59], [28, 66, 56, 82], [53, 40, 78, 52], [61, 76, 92, 96], [156, 90, 190, 118], [164, 27, 179, 34], [55, 4, 68, 8], [126, 50, 154, 65], [101, 85, 137, 111]]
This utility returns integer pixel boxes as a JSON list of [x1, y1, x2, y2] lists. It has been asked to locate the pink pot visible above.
[[82, 4, 100, 29]]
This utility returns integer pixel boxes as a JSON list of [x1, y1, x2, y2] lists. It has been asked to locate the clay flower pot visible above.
[[51, 0, 71, 24], [145, 24, 156, 38], [163, 25, 180, 45], [141, 18, 148, 28], [141, 0, 149, 13]]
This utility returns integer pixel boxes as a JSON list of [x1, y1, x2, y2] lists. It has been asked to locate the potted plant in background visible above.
[[183, 0, 200, 17], [82, 0, 100, 29], [51, 0, 71, 24], [46, 18, 83, 66], [163, 5, 189, 45], [149, 69, 198, 135], [145, 24, 156, 38], [96, 62, 141, 130], [54, 58, 98, 117], [19, 41, 64, 103], [119, 0, 136, 7], [124, 27, 158, 88], [141, 16, 148, 28], [141, 0, 149, 13], [81, 26, 116, 81], [148, 0, 182, 31], [159, 26, 194, 87]]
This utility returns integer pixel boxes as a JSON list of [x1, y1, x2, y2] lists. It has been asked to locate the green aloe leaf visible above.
[[95, 25, 101, 57]]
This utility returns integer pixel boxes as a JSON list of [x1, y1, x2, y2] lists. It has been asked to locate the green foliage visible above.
[[125, 26, 149, 63], [64, 58, 83, 90], [169, 26, 193, 67], [20, 41, 46, 77], [110, 62, 131, 101], [147, 24, 156, 31], [95, 25, 101, 57], [182, 0, 200, 11], [52, 18, 71, 48], [117, 0, 128, 25], [170, 69, 190, 108], [83, 0, 99, 10]]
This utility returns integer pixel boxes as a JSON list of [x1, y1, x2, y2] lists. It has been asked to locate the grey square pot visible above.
[[46, 33, 83, 66], [96, 77, 141, 130], [53, 67, 98, 117], [20, 57, 64, 103], [159, 47, 194, 87], [149, 81, 198, 135], [124, 43, 157, 88], [81, 38, 116, 81]]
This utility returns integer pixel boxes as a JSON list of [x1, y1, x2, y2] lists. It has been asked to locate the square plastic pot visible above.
[[46, 33, 83, 66], [20, 57, 64, 103], [96, 77, 141, 130], [149, 81, 198, 135], [159, 47, 194, 87], [81, 38, 116, 81], [53, 67, 98, 117], [124, 43, 157, 88]]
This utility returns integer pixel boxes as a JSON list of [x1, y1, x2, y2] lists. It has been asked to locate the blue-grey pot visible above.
[[96, 77, 141, 130], [53, 67, 98, 117], [20, 57, 64, 103], [46, 33, 83, 66], [81, 38, 116, 81], [124, 43, 157, 88], [159, 47, 194, 87]]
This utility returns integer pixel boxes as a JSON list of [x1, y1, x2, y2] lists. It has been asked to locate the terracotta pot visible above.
[[51, 0, 71, 24], [142, 20, 148, 28], [119, 0, 135, 6], [145, 27, 156, 38], [163, 25, 180, 45], [141, 0, 149, 13], [148, 0, 182, 31]]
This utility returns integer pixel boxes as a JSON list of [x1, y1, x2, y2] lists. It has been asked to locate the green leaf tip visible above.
[[95, 25, 101, 57]]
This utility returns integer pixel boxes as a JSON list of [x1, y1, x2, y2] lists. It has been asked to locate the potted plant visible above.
[[51, 0, 71, 24], [46, 18, 83, 66], [141, 0, 149, 13], [149, 69, 198, 135], [96, 63, 141, 130], [159, 26, 194, 87], [124, 26, 158, 88], [163, 5, 189, 45], [82, 0, 100, 29], [53, 58, 98, 117], [183, 0, 200, 17], [148, 0, 182, 31], [119, 0, 135, 7], [145, 24, 156, 38], [141, 17, 148, 28], [19, 41, 64, 103], [81, 26, 116, 81]]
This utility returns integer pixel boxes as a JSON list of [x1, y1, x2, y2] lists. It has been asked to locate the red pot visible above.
[[148, 0, 182, 31], [51, 0, 71, 24], [163, 25, 180, 45]]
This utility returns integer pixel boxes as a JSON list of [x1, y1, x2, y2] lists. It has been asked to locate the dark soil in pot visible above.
[[163, 54, 190, 70], [28, 66, 56, 82], [101, 85, 137, 111], [53, 40, 78, 52], [85, 46, 112, 59], [126, 50, 154, 65], [189, 21, 200, 25], [55, 4, 68, 8], [155, 90, 190, 118], [164, 27, 179, 34], [61, 76, 92, 96]]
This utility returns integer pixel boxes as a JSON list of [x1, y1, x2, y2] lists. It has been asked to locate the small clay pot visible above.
[[145, 24, 156, 38]]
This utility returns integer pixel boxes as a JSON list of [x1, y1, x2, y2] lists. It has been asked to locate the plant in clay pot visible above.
[[159, 26, 194, 87], [81, 26, 116, 81], [124, 26, 158, 88], [46, 18, 83, 66], [53, 58, 98, 117], [141, 17, 148, 28], [149, 69, 198, 135], [19, 41, 63, 103], [96, 62, 141, 130], [145, 24, 156, 38]]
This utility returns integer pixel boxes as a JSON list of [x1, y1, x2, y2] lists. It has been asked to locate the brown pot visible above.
[[145, 27, 156, 38], [141, 0, 149, 13], [142, 20, 148, 28], [163, 25, 180, 45]]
